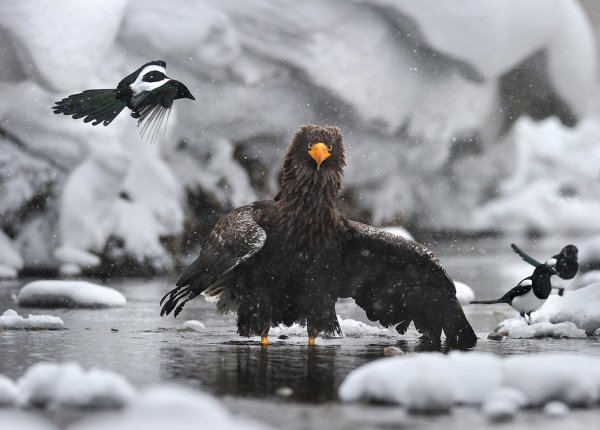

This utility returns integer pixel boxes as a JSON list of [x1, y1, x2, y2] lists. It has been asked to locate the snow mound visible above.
[[69, 385, 272, 430], [533, 283, 600, 335], [18, 362, 135, 409], [183, 320, 206, 332], [270, 316, 390, 339], [339, 352, 600, 414], [0, 309, 64, 330], [18, 280, 126, 308], [454, 281, 474, 305], [544, 400, 569, 417], [0, 375, 18, 406], [491, 319, 586, 339]]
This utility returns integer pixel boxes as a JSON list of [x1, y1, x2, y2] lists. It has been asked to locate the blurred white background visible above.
[[1, 0, 599, 276]]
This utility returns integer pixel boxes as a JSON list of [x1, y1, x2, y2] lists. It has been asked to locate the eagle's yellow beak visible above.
[[308, 143, 331, 170]]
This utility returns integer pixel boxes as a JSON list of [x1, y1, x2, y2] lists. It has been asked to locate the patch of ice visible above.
[[594, 328, 600, 337], [454, 281, 474, 305], [18, 362, 135, 409], [0, 375, 18, 406], [544, 400, 569, 417], [491, 319, 586, 339], [270, 316, 390, 339], [339, 352, 600, 413], [0, 309, 63, 330], [18, 280, 126, 308], [183, 320, 206, 332], [533, 283, 600, 335], [69, 385, 272, 430]]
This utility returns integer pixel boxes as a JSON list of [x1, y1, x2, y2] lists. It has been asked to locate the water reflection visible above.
[[158, 337, 468, 402]]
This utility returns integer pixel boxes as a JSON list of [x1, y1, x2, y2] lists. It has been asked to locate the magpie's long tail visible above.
[[470, 298, 508, 305], [53, 89, 127, 126], [510, 243, 543, 267]]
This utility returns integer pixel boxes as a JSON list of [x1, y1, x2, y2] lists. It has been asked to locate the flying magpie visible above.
[[471, 264, 558, 324], [511, 244, 578, 296], [52, 60, 195, 140]]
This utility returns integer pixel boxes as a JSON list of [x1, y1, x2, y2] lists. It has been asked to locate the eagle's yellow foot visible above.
[[260, 336, 269, 346], [308, 337, 316, 346]]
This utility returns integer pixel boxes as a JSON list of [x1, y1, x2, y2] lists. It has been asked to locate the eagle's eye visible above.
[[328, 144, 333, 151], [308, 142, 313, 149]]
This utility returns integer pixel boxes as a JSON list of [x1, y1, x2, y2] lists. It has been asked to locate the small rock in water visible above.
[[276, 387, 293, 397], [278, 335, 289, 340], [544, 401, 569, 416], [383, 346, 405, 356]]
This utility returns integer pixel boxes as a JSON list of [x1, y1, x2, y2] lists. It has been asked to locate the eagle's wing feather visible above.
[[340, 220, 477, 347], [160, 204, 267, 317]]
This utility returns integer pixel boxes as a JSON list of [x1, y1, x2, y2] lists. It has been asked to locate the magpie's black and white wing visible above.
[[340, 220, 477, 347], [130, 80, 180, 142], [161, 204, 267, 317]]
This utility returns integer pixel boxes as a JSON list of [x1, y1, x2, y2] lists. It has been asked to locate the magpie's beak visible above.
[[175, 81, 196, 100]]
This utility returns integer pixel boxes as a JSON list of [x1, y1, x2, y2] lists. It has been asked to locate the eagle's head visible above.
[[278, 125, 346, 202], [285, 124, 345, 173]]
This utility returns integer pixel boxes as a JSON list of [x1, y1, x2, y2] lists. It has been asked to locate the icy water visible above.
[[1, 236, 599, 429]]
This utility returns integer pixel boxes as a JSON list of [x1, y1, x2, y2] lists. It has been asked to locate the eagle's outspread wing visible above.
[[160, 204, 267, 317], [340, 220, 477, 348]]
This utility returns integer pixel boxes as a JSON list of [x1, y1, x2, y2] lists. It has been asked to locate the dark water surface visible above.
[[1, 236, 599, 428]]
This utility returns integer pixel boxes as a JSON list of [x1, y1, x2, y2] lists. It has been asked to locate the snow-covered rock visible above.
[[454, 281, 475, 305], [183, 320, 206, 332], [18, 362, 135, 409], [17, 280, 126, 308], [0, 375, 18, 407], [339, 352, 600, 413], [68, 385, 271, 430], [544, 400, 570, 417], [533, 283, 600, 335], [0, 309, 64, 330], [491, 319, 587, 339]]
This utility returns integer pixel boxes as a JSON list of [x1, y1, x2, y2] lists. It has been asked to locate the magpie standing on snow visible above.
[[471, 264, 558, 323], [52, 60, 195, 140], [511, 244, 578, 295]]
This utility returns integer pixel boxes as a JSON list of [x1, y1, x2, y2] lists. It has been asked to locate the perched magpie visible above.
[[471, 264, 558, 323], [511, 243, 578, 296], [52, 60, 195, 140], [511, 243, 578, 279]]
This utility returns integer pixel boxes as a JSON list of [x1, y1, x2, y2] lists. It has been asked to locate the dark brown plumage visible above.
[[161, 125, 477, 348]]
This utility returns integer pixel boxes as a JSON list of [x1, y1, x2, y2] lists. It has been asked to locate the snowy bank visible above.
[[18, 280, 126, 308], [534, 283, 600, 335], [270, 316, 390, 339], [18, 362, 135, 409], [339, 352, 600, 415], [0, 309, 63, 330]]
